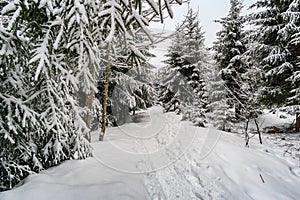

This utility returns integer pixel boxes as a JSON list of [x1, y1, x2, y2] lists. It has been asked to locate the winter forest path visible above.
[[92, 106, 223, 200], [1, 106, 300, 200], [87, 106, 300, 200]]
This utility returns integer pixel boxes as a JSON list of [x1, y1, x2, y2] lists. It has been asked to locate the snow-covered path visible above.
[[1, 106, 300, 200]]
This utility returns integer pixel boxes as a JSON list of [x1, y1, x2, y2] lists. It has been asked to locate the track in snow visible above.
[[109, 106, 226, 200]]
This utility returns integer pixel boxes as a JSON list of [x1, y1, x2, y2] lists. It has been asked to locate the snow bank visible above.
[[1, 106, 299, 200]]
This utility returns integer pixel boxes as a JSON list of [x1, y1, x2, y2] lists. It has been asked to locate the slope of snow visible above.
[[250, 109, 295, 130], [1, 106, 300, 200]]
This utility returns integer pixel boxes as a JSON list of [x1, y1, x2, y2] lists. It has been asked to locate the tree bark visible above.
[[100, 46, 111, 141], [245, 113, 250, 147], [254, 118, 262, 144], [84, 90, 94, 142], [296, 112, 300, 132]]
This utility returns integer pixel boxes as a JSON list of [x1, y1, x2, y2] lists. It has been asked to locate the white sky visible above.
[[149, 0, 257, 47]]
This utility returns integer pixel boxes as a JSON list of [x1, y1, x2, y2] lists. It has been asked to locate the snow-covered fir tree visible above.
[[207, 71, 235, 132], [158, 28, 189, 113], [213, 0, 247, 119], [184, 67, 210, 127], [287, 0, 300, 104], [249, 0, 300, 106], [159, 9, 211, 126], [0, 27, 34, 191], [0, 0, 97, 191]]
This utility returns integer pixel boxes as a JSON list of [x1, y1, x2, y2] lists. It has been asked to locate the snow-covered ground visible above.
[[1, 106, 300, 200], [233, 109, 300, 171]]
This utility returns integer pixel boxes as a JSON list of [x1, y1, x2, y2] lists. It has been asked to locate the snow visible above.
[[236, 108, 295, 133], [1, 1, 16, 15], [1, 106, 300, 200], [0, 159, 148, 200]]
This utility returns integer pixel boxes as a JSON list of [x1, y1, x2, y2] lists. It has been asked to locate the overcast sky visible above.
[[149, 0, 257, 47]]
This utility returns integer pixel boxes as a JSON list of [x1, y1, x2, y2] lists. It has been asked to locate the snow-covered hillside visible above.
[[1, 106, 299, 200]]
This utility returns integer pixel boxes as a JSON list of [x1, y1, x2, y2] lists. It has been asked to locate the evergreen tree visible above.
[[159, 9, 211, 126], [208, 75, 235, 132], [183, 66, 210, 127], [0, 0, 95, 191], [213, 0, 247, 118], [0, 27, 34, 191], [284, 0, 300, 105], [158, 28, 188, 113], [249, 0, 300, 106]]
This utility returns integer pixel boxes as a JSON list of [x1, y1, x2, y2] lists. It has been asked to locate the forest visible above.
[[0, 0, 299, 198]]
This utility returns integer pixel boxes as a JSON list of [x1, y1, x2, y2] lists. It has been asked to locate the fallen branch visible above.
[[259, 173, 265, 183]]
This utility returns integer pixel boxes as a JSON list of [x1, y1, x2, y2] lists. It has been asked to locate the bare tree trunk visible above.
[[245, 113, 250, 147], [254, 118, 262, 144], [296, 112, 300, 132], [99, 46, 111, 141], [84, 90, 94, 142]]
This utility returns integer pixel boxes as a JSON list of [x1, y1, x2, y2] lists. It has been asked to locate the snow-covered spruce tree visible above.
[[0, 0, 102, 191], [212, 0, 247, 119], [159, 9, 211, 126], [207, 70, 235, 132], [184, 66, 210, 127], [27, 0, 100, 161], [182, 18, 212, 127], [249, 0, 300, 106], [0, 26, 35, 191], [158, 28, 187, 113], [181, 13, 212, 127], [287, 0, 300, 105]]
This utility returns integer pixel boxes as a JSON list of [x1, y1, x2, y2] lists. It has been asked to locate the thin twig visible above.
[[259, 173, 265, 183]]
